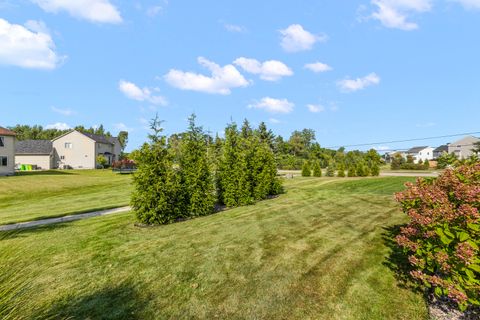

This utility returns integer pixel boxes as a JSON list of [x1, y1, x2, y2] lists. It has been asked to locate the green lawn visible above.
[[0, 170, 132, 225], [0, 176, 427, 319]]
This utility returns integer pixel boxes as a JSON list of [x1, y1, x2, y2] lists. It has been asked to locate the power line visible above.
[[325, 131, 480, 149]]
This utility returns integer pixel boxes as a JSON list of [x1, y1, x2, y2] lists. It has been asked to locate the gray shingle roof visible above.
[[407, 146, 429, 154], [434, 145, 448, 153], [15, 140, 53, 154], [81, 132, 116, 145]]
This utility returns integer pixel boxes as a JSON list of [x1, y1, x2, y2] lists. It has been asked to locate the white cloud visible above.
[[164, 57, 249, 95], [233, 57, 293, 81], [30, 0, 122, 24], [119, 80, 167, 106], [46, 122, 70, 130], [249, 97, 294, 114], [374, 145, 391, 151], [224, 23, 246, 33], [146, 6, 163, 17], [453, 0, 480, 9], [337, 73, 381, 92], [279, 24, 327, 52], [51, 106, 75, 116], [0, 19, 64, 70], [269, 118, 281, 124], [304, 62, 332, 73], [113, 122, 133, 131], [370, 0, 432, 30], [307, 104, 326, 113]]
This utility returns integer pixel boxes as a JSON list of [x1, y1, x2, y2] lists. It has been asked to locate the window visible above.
[[0, 136, 4, 147], [0, 156, 7, 166], [60, 156, 65, 160], [65, 142, 73, 149]]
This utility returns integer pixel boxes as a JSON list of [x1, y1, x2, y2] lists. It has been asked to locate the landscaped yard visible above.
[[0, 176, 428, 319], [0, 170, 132, 225]]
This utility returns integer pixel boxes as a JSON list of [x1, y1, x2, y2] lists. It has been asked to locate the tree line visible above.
[[131, 115, 282, 225]]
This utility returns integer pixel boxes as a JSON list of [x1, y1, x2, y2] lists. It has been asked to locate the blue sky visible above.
[[1, 0, 479, 152]]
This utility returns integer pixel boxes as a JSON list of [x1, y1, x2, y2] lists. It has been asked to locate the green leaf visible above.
[[468, 240, 479, 250], [434, 286, 442, 296], [466, 269, 475, 280], [467, 223, 480, 231], [468, 264, 480, 272], [457, 232, 470, 242]]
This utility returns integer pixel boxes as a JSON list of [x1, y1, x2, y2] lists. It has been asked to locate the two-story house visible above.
[[406, 146, 434, 163], [0, 126, 16, 176], [52, 130, 122, 169], [448, 136, 480, 159]]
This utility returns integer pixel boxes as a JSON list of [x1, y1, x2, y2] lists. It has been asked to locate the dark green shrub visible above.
[[301, 161, 311, 177], [348, 166, 356, 177], [326, 164, 335, 177], [313, 161, 322, 177]]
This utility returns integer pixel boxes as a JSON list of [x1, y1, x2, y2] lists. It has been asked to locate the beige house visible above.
[[52, 130, 122, 169], [448, 136, 480, 159], [15, 140, 54, 170], [0, 126, 16, 176]]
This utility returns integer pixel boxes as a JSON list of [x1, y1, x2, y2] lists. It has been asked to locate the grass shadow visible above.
[[382, 224, 423, 293], [15, 170, 77, 176], [36, 282, 149, 320], [0, 223, 72, 240]]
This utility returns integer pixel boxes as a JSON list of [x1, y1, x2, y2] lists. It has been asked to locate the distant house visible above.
[[447, 136, 480, 159], [0, 126, 16, 176], [52, 130, 122, 169], [15, 140, 54, 170], [383, 150, 407, 163], [406, 146, 434, 163], [433, 145, 449, 159]]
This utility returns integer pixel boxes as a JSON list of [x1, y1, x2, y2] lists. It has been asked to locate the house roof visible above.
[[407, 146, 429, 153], [0, 126, 16, 136], [434, 145, 449, 153], [15, 140, 53, 155], [51, 130, 118, 145], [81, 132, 117, 145]]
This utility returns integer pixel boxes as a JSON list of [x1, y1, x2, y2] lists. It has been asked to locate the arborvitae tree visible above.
[[363, 165, 371, 177], [313, 161, 322, 177], [218, 122, 253, 207], [326, 163, 335, 177], [301, 161, 311, 177], [423, 159, 430, 170], [337, 164, 346, 177], [356, 163, 366, 177], [179, 114, 216, 217], [131, 115, 186, 224], [251, 141, 283, 199], [370, 163, 380, 176], [348, 166, 357, 177]]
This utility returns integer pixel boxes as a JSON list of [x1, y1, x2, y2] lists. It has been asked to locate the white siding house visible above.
[[406, 146, 434, 163], [52, 130, 122, 169], [0, 126, 16, 176]]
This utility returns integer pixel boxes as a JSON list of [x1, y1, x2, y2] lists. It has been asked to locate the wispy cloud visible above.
[[304, 62, 332, 73], [30, 0, 122, 24], [369, 0, 432, 31], [51, 106, 76, 116], [46, 122, 70, 130], [337, 73, 380, 92], [224, 23, 247, 33], [249, 97, 294, 114], [234, 57, 293, 81], [119, 80, 168, 106], [279, 24, 327, 53], [307, 104, 326, 113]]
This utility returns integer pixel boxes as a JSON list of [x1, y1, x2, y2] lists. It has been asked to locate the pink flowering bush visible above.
[[112, 158, 136, 170], [395, 162, 480, 310]]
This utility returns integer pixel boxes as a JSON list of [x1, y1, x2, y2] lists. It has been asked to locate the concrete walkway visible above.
[[0, 206, 131, 232]]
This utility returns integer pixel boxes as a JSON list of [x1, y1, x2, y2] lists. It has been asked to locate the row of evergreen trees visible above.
[[131, 115, 282, 225], [301, 159, 380, 177]]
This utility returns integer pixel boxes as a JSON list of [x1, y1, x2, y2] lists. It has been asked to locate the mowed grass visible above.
[[0, 177, 427, 319], [0, 170, 132, 225]]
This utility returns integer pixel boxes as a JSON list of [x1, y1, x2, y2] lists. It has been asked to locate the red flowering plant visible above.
[[112, 158, 136, 170], [395, 162, 480, 310]]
